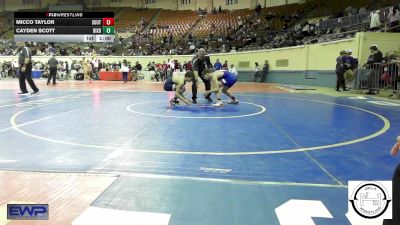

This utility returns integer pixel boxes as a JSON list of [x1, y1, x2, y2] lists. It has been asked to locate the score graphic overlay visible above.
[[14, 12, 115, 43]]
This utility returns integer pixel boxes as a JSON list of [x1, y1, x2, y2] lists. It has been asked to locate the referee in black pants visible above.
[[18, 42, 39, 95], [191, 48, 213, 104], [383, 165, 400, 225], [47, 54, 58, 85]]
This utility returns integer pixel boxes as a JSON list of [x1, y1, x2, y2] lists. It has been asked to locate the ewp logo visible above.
[[7, 204, 49, 220]]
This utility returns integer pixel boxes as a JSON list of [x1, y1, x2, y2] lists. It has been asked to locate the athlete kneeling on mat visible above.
[[163, 71, 194, 106], [202, 69, 239, 107]]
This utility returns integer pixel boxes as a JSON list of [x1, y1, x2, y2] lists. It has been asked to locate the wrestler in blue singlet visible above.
[[218, 70, 237, 88]]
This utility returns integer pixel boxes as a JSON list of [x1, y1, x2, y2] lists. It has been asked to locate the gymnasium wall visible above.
[[194, 0, 209, 11], [212, 0, 254, 11], [41, 0, 59, 8], [104, 0, 269, 11], [4, 0, 40, 11], [265, 0, 302, 8], [177, 1, 197, 11], [142, 0, 177, 10], [1, 32, 399, 87], [0, 0, 302, 11], [106, 0, 141, 8], [357, 32, 400, 65]]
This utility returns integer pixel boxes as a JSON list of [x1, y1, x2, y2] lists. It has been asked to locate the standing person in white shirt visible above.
[[228, 64, 238, 76], [168, 59, 175, 71], [370, 10, 382, 31], [120, 61, 130, 83], [12, 59, 19, 78], [253, 62, 261, 82]]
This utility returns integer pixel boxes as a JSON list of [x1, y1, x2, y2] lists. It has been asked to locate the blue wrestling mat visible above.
[[0, 89, 399, 225]]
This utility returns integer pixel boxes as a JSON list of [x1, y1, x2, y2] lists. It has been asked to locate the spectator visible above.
[[388, 6, 400, 31], [168, 59, 175, 71], [359, 6, 367, 14], [120, 61, 129, 83], [12, 59, 19, 77], [335, 50, 347, 92], [47, 54, 58, 85], [364, 44, 383, 67], [189, 43, 196, 53], [302, 22, 310, 36], [351, 6, 358, 15], [174, 60, 179, 72], [135, 61, 142, 76], [222, 60, 228, 70], [364, 44, 383, 94], [253, 62, 261, 82], [84, 59, 93, 81], [92, 58, 99, 79], [147, 61, 155, 71], [262, 61, 269, 82], [161, 61, 167, 81], [389, 54, 400, 97], [65, 61, 69, 79], [217, 35, 223, 42], [140, 16, 145, 27], [345, 5, 353, 16], [345, 5, 358, 16], [283, 22, 289, 30], [182, 61, 188, 71], [221, 44, 226, 53], [229, 64, 238, 76], [346, 49, 359, 70], [188, 33, 194, 43], [370, 10, 382, 31], [214, 59, 222, 70], [187, 60, 192, 71], [343, 49, 357, 89], [255, 3, 262, 17]]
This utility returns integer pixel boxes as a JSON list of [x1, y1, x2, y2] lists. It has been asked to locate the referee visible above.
[[47, 54, 58, 85], [191, 48, 213, 104], [18, 42, 39, 95]]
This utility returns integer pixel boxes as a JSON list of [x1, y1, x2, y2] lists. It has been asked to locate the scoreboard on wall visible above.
[[14, 12, 115, 43]]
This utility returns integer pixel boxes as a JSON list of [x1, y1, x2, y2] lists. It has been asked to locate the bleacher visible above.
[[115, 8, 158, 33], [236, 0, 398, 52], [191, 9, 252, 38], [259, 3, 306, 31], [0, 12, 12, 40], [0, 0, 398, 56], [149, 10, 199, 40]]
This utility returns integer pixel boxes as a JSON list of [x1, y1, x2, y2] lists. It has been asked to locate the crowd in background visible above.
[[335, 44, 400, 96], [0, 51, 271, 85], [121, 2, 400, 56], [0, 2, 398, 57], [0, 1, 399, 93]]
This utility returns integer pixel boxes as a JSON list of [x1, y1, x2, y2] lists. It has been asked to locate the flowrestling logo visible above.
[[348, 181, 392, 219]]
